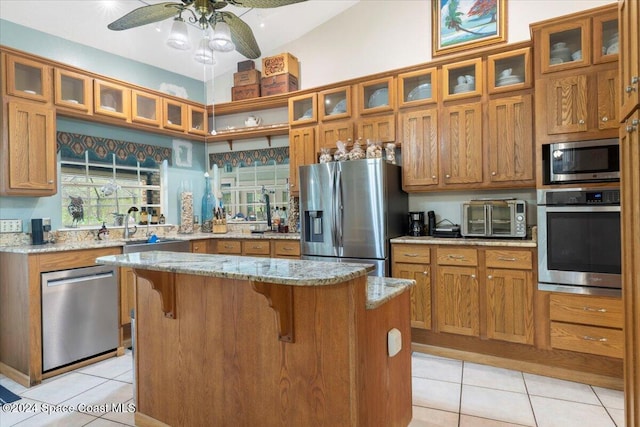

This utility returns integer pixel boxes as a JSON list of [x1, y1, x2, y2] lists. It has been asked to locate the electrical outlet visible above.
[[0, 219, 23, 233]]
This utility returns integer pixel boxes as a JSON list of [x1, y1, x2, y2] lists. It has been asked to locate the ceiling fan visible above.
[[108, 0, 307, 59]]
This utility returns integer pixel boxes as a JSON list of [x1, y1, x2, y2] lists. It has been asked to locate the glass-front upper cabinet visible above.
[[54, 68, 92, 113], [131, 90, 161, 126], [397, 68, 437, 108], [487, 47, 532, 94], [539, 18, 590, 73], [5, 54, 52, 102], [358, 77, 395, 115], [289, 93, 317, 124], [188, 105, 208, 135], [442, 58, 483, 100], [319, 86, 351, 121], [163, 99, 186, 131], [592, 12, 619, 64], [94, 80, 130, 120]]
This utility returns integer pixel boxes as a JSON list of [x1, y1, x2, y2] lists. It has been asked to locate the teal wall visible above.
[[0, 19, 204, 103], [0, 21, 209, 232]]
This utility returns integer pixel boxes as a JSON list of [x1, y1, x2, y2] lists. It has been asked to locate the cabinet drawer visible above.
[[485, 249, 532, 269], [550, 321, 623, 359], [550, 294, 623, 328], [436, 248, 477, 266], [273, 240, 300, 257], [216, 240, 242, 254], [36, 247, 121, 271], [243, 240, 271, 256], [392, 244, 430, 264]]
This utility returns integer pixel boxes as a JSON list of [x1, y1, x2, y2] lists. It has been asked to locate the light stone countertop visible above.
[[95, 251, 414, 309], [390, 235, 537, 247], [0, 232, 301, 254]]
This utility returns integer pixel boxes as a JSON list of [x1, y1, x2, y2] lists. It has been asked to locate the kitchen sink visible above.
[[122, 239, 190, 254]]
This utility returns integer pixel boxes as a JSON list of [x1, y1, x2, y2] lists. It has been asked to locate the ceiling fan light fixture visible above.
[[209, 21, 235, 53], [167, 17, 191, 50], [194, 39, 216, 64]]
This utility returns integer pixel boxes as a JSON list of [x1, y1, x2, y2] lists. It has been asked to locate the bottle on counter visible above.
[[201, 172, 215, 232], [272, 207, 281, 232], [139, 208, 148, 225], [159, 214, 166, 224]]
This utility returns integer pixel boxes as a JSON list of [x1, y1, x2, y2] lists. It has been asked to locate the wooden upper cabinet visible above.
[[399, 108, 439, 190], [487, 94, 534, 184], [94, 79, 130, 120], [440, 102, 483, 185], [592, 11, 619, 65], [131, 89, 161, 126], [1, 100, 56, 196], [188, 105, 208, 135], [289, 92, 317, 125], [596, 68, 619, 130], [619, 0, 639, 120], [358, 77, 395, 115], [289, 126, 316, 195], [318, 121, 354, 151], [538, 17, 591, 74], [487, 47, 532, 94], [319, 86, 352, 121], [397, 68, 438, 108], [163, 98, 186, 131], [5, 54, 52, 103], [357, 114, 395, 143], [442, 58, 483, 101], [54, 68, 92, 113], [544, 74, 588, 135]]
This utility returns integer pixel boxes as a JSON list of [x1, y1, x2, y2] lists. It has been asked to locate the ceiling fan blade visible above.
[[108, 2, 184, 31], [220, 11, 261, 59], [224, 0, 307, 9]]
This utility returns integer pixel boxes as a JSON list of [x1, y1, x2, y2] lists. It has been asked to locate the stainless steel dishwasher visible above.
[[41, 265, 119, 372]]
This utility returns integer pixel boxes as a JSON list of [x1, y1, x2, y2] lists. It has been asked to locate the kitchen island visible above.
[[96, 252, 414, 427]]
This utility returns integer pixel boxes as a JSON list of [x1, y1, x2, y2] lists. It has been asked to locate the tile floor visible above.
[[0, 351, 625, 426]]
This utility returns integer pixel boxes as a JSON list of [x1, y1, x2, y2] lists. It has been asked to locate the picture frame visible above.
[[432, 0, 507, 57], [173, 139, 193, 168]]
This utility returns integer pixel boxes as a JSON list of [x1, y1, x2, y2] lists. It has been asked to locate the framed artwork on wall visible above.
[[432, 0, 507, 57]]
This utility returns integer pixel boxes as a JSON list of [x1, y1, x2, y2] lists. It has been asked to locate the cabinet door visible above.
[[188, 105, 208, 135], [5, 54, 52, 102], [399, 108, 439, 189], [1, 100, 56, 196], [318, 121, 354, 151], [94, 79, 130, 120], [596, 68, 619, 131], [538, 18, 591, 74], [440, 102, 483, 185], [289, 126, 316, 195], [357, 114, 395, 143], [545, 75, 588, 135], [487, 94, 534, 183], [394, 262, 431, 330], [163, 99, 186, 131], [191, 239, 210, 253], [619, 0, 639, 119], [54, 68, 92, 113], [131, 90, 161, 126], [436, 265, 479, 336], [486, 268, 534, 345], [120, 267, 136, 326]]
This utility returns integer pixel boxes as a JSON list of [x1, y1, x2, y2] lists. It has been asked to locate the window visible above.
[[219, 161, 289, 220], [60, 152, 167, 228]]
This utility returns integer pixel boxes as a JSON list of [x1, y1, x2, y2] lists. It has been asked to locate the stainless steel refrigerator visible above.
[[299, 158, 408, 277]]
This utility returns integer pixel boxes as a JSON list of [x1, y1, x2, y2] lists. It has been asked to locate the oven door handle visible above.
[[542, 206, 620, 213]]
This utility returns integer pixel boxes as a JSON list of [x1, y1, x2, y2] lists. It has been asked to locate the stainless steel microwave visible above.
[[461, 199, 527, 238], [545, 139, 620, 184]]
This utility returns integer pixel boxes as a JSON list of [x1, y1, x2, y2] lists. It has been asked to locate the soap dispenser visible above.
[[98, 222, 109, 240]]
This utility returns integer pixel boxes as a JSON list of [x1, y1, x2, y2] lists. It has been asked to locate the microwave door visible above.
[[490, 203, 512, 236], [464, 203, 488, 236]]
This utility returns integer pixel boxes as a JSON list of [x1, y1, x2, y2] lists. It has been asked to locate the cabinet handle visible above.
[[405, 253, 419, 257], [487, 275, 493, 279], [582, 335, 608, 342], [583, 306, 607, 313], [578, 119, 585, 125], [282, 247, 294, 251], [471, 274, 476, 279], [601, 116, 608, 122], [422, 271, 428, 276], [447, 254, 465, 260], [252, 245, 262, 249], [48, 180, 54, 184], [445, 174, 451, 178], [497, 257, 517, 261], [432, 175, 437, 180], [627, 119, 639, 133], [491, 171, 496, 176]]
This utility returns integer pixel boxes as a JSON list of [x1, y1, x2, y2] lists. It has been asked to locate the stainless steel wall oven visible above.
[[537, 188, 621, 295]]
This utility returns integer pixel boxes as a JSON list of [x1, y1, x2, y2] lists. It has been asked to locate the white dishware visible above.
[[244, 115, 262, 126], [101, 105, 116, 112], [465, 75, 475, 85], [571, 50, 582, 61], [457, 75, 467, 85], [453, 83, 471, 94], [407, 83, 432, 101], [606, 42, 618, 54], [300, 108, 313, 119], [367, 88, 388, 108], [330, 99, 347, 114], [499, 68, 512, 79], [496, 75, 522, 86], [23, 89, 36, 95], [552, 42, 567, 50], [549, 57, 564, 65], [64, 99, 79, 104]]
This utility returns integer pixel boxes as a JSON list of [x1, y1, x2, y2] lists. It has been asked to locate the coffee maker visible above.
[[31, 218, 51, 245], [408, 211, 425, 236]]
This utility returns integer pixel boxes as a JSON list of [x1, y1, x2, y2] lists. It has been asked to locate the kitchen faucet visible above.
[[124, 206, 138, 239]]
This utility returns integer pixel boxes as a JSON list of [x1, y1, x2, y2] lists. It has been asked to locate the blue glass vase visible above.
[[201, 173, 215, 231]]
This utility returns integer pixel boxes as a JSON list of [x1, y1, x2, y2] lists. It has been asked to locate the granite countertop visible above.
[[390, 235, 537, 247], [0, 232, 301, 254], [95, 252, 414, 309]]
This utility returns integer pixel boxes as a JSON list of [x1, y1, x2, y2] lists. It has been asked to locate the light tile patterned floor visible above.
[[0, 351, 625, 426]]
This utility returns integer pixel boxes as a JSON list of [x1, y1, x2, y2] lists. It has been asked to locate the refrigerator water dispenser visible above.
[[304, 211, 324, 242]]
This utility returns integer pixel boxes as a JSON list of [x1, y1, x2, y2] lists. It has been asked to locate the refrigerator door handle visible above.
[[336, 169, 344, 248], [331, 169, 339, 249]]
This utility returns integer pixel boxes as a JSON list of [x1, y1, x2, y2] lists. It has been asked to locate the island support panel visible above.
[[133, 272, 411, 427]]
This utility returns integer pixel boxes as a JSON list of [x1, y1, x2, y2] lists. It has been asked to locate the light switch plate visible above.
[[387, 328, 402, 357], [0, 219, 23, 233]]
